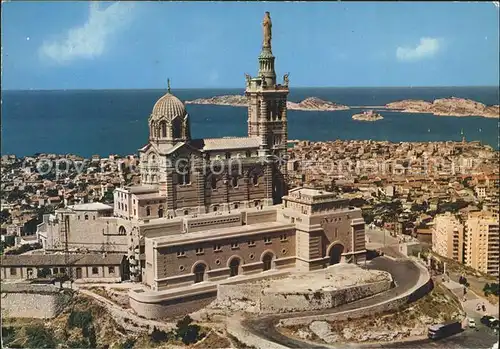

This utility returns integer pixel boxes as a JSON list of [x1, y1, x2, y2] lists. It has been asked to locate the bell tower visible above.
[[246, 12, 289, 159]]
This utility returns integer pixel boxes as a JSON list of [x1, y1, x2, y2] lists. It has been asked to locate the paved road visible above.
[[241, 257, 421, 348], [241, 257, 498, 349], [365, 227, 399, 250]]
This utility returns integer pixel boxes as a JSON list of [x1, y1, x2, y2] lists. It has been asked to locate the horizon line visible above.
[[2, 85, 500, 92]]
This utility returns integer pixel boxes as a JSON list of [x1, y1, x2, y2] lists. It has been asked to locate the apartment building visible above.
[[432, 212, 464, 263], [465, 211, 499, 276]]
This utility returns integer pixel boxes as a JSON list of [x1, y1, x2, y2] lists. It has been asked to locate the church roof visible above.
[[151, 92, 186, 122], [191, 137, 261, 151]]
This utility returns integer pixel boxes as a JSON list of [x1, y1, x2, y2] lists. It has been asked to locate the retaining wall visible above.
[[1, 283, 73, 319], [129, 290, 217, 319], [279, 261, 432, 326], [215, 278, 392, 313]]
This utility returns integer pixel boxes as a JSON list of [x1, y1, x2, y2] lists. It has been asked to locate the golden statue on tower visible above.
[[263, 11, 272, 48]]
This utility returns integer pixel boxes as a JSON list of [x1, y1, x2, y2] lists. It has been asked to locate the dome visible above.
[[151, 92, 186, 121]]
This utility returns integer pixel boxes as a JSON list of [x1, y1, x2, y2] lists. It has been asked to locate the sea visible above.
[[1, 86, 499, 157]]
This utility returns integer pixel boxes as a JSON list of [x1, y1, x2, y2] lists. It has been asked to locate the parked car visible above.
[[481, 315, 495, 326], [468, 318, 476, 328], [481, 315, 499, 329]]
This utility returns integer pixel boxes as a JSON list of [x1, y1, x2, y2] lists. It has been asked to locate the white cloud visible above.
[[396, 37, 441, 62], [39, 2, 134, 64]]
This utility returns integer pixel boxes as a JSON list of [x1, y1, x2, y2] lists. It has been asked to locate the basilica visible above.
[[36, 13, 366, 318]]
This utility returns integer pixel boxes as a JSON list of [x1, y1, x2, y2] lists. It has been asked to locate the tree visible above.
[[483, 283, 499, 297], [25, 325, 57, 348], [150, 327, 171, 343], [23, 217, 39, 234], [7, 189, 24, 202], [349, 198, 367, 207], [46, 189, 59, 197], [175, 315, 203, 345], [362, 211, 375, 225], [37, 267, 52, 278], [102, 190, 114, 203], [0, 209, 11, 224]]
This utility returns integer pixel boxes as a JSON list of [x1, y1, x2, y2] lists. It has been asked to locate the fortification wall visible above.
[[1, 283, 73, 319], [279, 261, 433, 326], [214, 278, 392, 313], [129, 290, 217, 320]]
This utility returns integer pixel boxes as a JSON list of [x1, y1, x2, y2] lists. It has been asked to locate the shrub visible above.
[[68, 310, 93, 330], [68, 310, 96, 348], [150, 326, 171, 343], [121, 337, 136, 349], [484, 283, 499, 297], [175, 315, 204, 345], [67, 339, 91, 348], [25, 325, 57, 348], [2, 326, 16, 346], [180, 324, 202, 345]]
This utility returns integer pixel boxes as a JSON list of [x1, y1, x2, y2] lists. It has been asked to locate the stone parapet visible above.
[[1, 283, 73, 319], [279, 261, 432, 326]]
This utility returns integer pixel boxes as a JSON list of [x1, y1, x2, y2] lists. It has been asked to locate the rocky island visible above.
[[385, 97, 500, 118], [352, 110, 384, 121], [186, 95, 349, 111], [186, 95, 249, 107], [287, 97, 350, 111]]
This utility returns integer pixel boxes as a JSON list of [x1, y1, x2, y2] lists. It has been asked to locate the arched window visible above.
[[252, 174, 259, 186], [211, 175, 217, 190], [160, 121, 167, 138], [146, 206, 151, 216], [118, 226, 126, 235], [229, 258, 241, 277], [245, 151, 251, 158], [231, 176, 238, 188], [172, 118, 182, 139], [124, 204, 127, 211], [84, 214, 89, 220], [194, 263, 206, 283], [178, 168, 190, 185], [158, 206, 164, 218], [183, 172, 190, 185]]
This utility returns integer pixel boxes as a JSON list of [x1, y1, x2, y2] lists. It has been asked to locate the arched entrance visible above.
[[262, 253, 274, 271], [229, 258, 241, 277], [193, 263, 206, 283], [272, 176, 284, 204], [328, 243, 344, 265]]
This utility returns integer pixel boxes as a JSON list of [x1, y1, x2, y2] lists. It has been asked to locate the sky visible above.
[[2, 1, 499, 90]]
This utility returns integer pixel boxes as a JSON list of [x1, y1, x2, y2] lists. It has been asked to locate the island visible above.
[[352, 110, 384, 121], [385, 97, 500, 118], [185, 95, 350, 111], [186, 95, 249, 107], [287, 97, 350, 111], [185, 95, 499, 118]]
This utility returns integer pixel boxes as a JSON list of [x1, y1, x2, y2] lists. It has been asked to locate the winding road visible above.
[[240, 257, 498, 349]]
